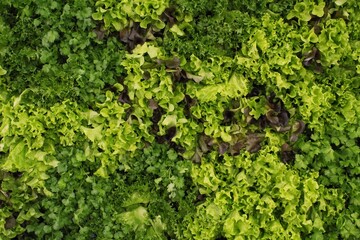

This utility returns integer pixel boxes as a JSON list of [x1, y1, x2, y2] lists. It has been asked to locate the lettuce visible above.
[[287, 1, 325, 22], [92, 0, 169, 31], [186, 147, 345, 239], [1, 0, 360, 239]]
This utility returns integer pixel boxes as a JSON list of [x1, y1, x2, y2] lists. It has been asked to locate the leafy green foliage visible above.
[[0, 0, 126, 108], [21, 144, 196, 240], [92, 0, 169, 31], [160, 0, 299, 58], [187, 148, 345, 239], [1, 0, 360, 239]]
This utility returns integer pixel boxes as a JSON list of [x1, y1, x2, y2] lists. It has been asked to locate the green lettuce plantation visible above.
[[0, 0, 359, 239]]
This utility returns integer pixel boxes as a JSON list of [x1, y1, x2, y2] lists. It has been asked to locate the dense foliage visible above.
[[0, 0, 359, 239]]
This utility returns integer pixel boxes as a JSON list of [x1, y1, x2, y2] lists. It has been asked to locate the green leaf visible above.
[[92, 11, 103, 20], [122, 191, 151, 207], [253, 30, 269, 52], [220, 131, 232, 142], [118, 206, 150, 231], [162, 115, 177, 127], [195, 85, 223, 102], [335, 0, 347, 6], [42, 30, 59, 47], [206, 203, 223, 220], [150, 216, 166, 235], [81, 125, 103, 142], [1, 140, 27, 171], [312, 2, 325, 17], [170, 24, 185, 36], [0, 66, 7, 76], [112, 21, 122, 31]]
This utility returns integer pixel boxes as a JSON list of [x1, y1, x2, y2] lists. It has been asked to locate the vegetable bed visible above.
[[0, 0, 359, 239]]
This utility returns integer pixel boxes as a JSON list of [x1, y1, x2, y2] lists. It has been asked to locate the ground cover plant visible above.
[[0, 0, 359, 239]]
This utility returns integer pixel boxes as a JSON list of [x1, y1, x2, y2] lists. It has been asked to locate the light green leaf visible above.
[[2, 140, 27, 171], [186, 72, 204, 83], [170, 24, 185, 36], [0, 66, 7, 75], [122, 191, 151, 207], [151, 216, 166, 233], [223, 211, 241, 236], [162, 115, 177, 127], [118, 206, 150, 231], [206, 203, 223, 220], [81, 125, 103, 142], [112, 21, 122, 31], [220, 131, 232, 142], [92, 12, 103, 20], [335, 0, 347, 6], [196, 85, 222, 102], [94, 165, 108, 178], [147, 45, 161, 58], [312, 2, 325, 17], [253, 30, 269, 52]]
